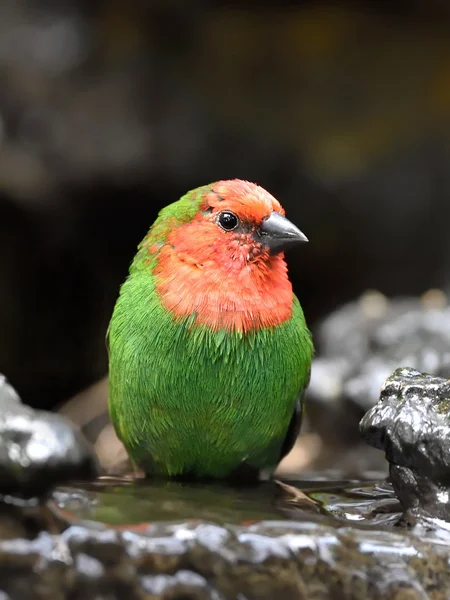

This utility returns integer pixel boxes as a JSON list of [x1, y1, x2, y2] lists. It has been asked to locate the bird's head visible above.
[[148, 179, 307, 266], [200, 179, 307, 258], [137, 179, 308, 332]]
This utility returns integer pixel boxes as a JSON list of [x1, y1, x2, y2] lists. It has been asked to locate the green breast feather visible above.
[[108, 268, 313, 478]]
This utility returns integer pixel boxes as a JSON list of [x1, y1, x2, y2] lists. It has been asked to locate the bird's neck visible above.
[[152, 243, 294, 333]]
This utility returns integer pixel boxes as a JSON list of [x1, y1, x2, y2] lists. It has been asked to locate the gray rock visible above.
[[1, 475, 450, 599], [360, 367, 450, 520], [304, 294, 450, 475], [1, 519, 450, 599], [310, 294, 450, 415], [0, 375, 21, 408], [0, 375, 99, 498]]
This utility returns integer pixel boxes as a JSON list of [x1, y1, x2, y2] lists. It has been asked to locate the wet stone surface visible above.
[[360, 367, 450, 522], [0, 477, 438, 599], [0, 375, 99, 498], [1, 506, 450, 600]]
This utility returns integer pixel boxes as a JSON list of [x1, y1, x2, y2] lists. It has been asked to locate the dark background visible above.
[[1, 0, 449, 411]]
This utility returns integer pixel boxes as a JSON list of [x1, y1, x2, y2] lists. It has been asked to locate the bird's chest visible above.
[[140, 320, 304, 473], [154, 248, 294, 334], [144, 317, 303, 424]]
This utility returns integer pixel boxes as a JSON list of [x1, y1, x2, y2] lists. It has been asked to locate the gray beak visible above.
[[259, 211, 309, 254]]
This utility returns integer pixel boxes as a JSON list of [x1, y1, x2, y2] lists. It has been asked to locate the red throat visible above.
[[153, 220, 294, 333]]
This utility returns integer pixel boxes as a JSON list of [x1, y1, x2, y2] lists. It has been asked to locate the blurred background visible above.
[[1, 0, 450, 475]]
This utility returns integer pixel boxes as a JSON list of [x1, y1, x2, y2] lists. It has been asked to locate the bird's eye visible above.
[[217, 211, 238, 231]]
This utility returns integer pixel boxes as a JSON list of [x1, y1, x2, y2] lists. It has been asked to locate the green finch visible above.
[[108, 179, 313, 480]]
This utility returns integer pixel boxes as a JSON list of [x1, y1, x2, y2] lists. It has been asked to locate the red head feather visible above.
[[153, 180, 295, 333]]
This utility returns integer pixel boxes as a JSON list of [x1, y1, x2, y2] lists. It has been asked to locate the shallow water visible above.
[[49, 475, 402, 531]]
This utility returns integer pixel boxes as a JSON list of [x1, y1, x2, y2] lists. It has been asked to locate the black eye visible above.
[[218, 211, 238, 231]]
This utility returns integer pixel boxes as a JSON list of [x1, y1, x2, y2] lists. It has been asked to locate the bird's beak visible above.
[[259, 211, 309, 254]]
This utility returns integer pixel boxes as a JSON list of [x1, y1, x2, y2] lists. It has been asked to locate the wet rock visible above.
[[1, 518, 450, 599], [140, 571, 219, 600], [360, 367, 450, 521], [0, 375, 99, 498], [43, 479, 450, 598], [1, 476, 448, 599]]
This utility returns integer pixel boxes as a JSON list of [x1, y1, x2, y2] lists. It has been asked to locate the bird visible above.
[[107, 179, 314, 480]]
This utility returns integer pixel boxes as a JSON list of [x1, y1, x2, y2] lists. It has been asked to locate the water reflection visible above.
[[49, 475, 402, 531]]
